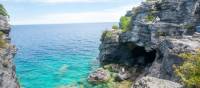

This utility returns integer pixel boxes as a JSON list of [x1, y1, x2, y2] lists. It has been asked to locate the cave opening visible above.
[[131, 46, 157, 66]]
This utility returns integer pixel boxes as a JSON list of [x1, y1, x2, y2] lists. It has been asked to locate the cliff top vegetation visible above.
[[0, 4, 8, 16]]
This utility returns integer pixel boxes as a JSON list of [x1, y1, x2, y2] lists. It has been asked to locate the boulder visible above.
[[116, 72, 131, 81], [133, 76, 183, 88], [88, 68, 110, 83]]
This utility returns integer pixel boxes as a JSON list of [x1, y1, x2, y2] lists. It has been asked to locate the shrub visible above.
[[0, 31, 7, 48], [0, 4, 8, 16], [174, 50, 200, 88], [183, 24, 195, 30], [119, 16, 131, 32], [145, 8, 158, 22], [0, 31, 4, 37], [145, 14, 155, 22], [0, 39, 6, 48], [102, 30, 113, 39], [112, 24, 119, 30]]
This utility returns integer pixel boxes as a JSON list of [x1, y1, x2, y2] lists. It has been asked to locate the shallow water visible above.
[[10, 23, 114, 88]]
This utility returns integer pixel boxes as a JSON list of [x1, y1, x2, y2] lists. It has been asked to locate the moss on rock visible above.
[[174, 50, 200, 88]]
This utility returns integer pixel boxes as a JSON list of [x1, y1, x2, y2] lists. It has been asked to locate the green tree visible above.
[[174, 50, 200, 88], [145, 15, 155, 22], [119, 16, 131, 32], [112, 24, 119, 30], [0, 4, 8, 16]]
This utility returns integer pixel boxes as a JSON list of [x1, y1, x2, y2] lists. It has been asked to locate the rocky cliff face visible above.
[[0, 4, 20, 88], [89, 0, 200, 88]]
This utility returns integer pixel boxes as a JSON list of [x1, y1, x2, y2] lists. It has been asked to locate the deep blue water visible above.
[[10, 23, 113, 88]]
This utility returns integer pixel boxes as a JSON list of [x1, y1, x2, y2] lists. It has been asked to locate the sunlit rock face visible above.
[[133, 76, 183, 88], [0, 4, 20, 88], [96, 0, 200, 87]]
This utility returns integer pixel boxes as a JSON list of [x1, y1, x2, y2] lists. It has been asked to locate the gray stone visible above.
[[88, 68, 110, 83], [116, 72, 131, 81], [0, 5, 20, 88], [96, 0, 200, 87], [133, 76, 183, 88]]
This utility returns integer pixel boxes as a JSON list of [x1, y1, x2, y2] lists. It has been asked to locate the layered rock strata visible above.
[[89, 0, 200, 87], [0, 4, 20, 88]]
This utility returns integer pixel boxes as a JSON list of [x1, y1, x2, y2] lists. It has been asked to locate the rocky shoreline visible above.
[[0, 4, 19, 88], [1, 0, 200, 88], [88, 0, 200, 88]]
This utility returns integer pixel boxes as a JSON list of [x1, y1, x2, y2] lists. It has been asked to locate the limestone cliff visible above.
[[89, 0, 200, 88], [0, 4, 20, 88]]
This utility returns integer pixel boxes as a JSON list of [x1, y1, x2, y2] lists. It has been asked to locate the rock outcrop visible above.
[[133, 76, 183, 88], [0, 4, 19, 88], [91, 0, 200, 87], [88, 68, 110, 83]]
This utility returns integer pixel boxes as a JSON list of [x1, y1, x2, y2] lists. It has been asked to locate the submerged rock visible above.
[[58, 64, 68, 75]]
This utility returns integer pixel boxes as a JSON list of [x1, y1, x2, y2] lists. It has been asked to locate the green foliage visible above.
[[112, 24, 119, 30], [0, 31, 7, 48], [102, 30, 113, 39], [0, 31, 4, 36], [145, 8, 158, 22], [174, 50, 200, 88], [183, 24, 195, 30], [145, 14, 155, 22], [119, 16, 131, 32], [0, 4, 8, 16]]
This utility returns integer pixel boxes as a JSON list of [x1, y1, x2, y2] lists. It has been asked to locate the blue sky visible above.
[[0, 0, 144, 25]]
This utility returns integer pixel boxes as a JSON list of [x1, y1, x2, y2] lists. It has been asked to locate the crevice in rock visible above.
[[131, 46, 157, 67], [127, 46, 159, 81]]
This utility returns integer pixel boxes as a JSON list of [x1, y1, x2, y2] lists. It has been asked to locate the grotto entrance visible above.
[[131, 46, 156, 66]]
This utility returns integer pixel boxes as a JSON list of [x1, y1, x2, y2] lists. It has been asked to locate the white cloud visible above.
[[12, 3, 143, 25], [37, 0, 113, 3], [1, 0, 116, 3], [12, 11, 118, 25], [1, 0, 145, 4]]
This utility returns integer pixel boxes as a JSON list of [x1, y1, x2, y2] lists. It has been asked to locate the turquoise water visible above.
[[10, 23, 113, 88]]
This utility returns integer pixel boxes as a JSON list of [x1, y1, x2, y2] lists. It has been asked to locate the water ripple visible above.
[[11, 23, 114, 88]]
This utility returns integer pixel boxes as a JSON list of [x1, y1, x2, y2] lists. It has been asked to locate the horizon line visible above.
[[11, 21, 119, 26]]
